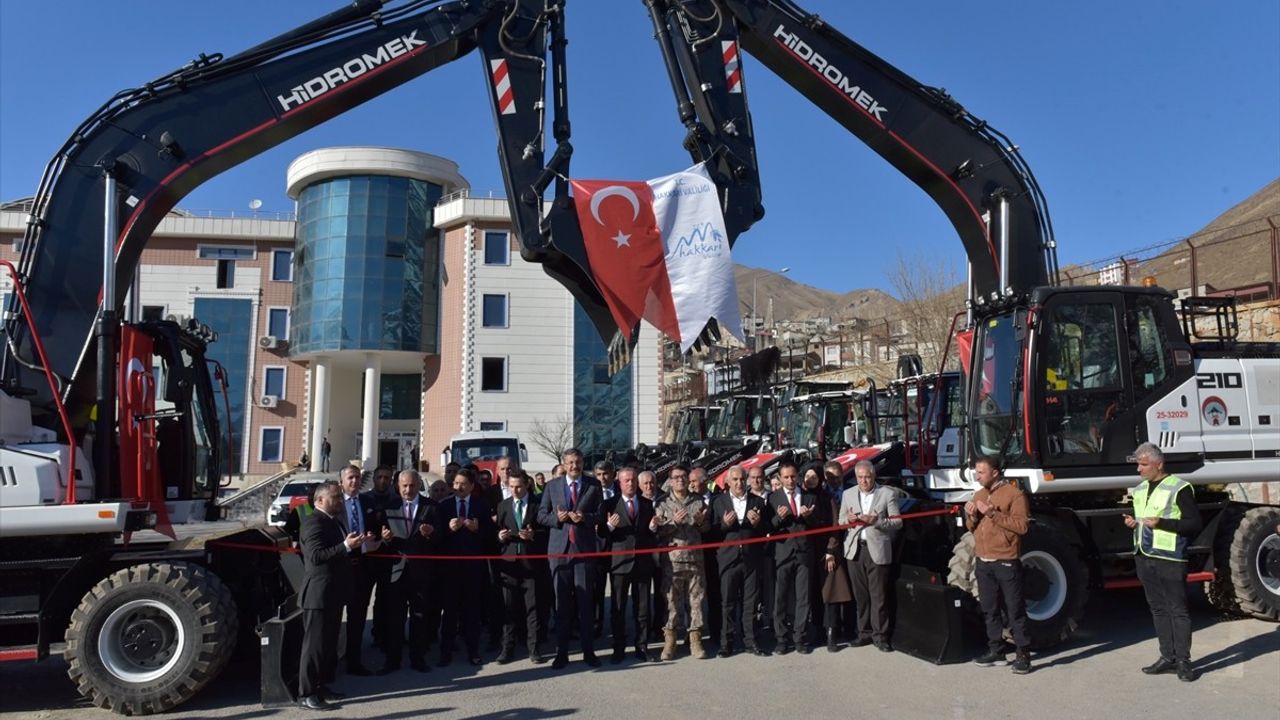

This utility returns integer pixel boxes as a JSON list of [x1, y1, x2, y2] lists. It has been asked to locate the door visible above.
[[378, 439, 399, 469]]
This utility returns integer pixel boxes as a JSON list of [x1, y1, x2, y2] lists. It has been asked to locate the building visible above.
[[0, 147, 659, 478]]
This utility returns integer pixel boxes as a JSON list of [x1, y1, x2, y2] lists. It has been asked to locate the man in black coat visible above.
[[377, 470, 437, 674], [336, 464, 382, 675], [298, 481, 376, 711], [769, 461, 822, 654], [598, 466, 659, 663], [494, 468, 547, 664], [537, 448, 603, 669], [361, 465, 400, 654], [435, 467, 493, 666], [710, 465, 771, 657]]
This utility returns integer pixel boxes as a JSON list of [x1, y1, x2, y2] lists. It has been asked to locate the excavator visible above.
[[574, 0, 1279, 651], [0, 0, 1275, 713]]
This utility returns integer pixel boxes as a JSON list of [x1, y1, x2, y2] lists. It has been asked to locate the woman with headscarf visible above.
[[803, 462, 849, 652]]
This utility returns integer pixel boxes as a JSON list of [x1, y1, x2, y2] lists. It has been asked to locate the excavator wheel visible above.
[[946, 518, 1089, 650], [1223, 505, 1280, 621], [64, 562, 238, 715]]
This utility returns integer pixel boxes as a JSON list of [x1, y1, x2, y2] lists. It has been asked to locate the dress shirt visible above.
[[730, 492, 748, 522], [859, 489, 875, 516]]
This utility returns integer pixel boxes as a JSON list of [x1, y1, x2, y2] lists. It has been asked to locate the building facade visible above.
[[0, 147, 660, 478]]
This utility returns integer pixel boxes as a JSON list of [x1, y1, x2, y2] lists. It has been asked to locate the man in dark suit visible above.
[[769, 461, 821, 654], [376, 470, 437, 674], [689, 466, 720, 646], [362, 465, 400, 654], [598, 466, 658, 663], [298, 481, 376, 711], [336, 464, 382, 676], [711, 465, 770, 657], [537, 447, 603, 668], [592, 460, 618, 638], [435, 466, 492, 666], [494, 468, 547, 664]]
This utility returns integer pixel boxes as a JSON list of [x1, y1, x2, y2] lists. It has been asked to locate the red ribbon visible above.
[[209, 506, 960, 562]]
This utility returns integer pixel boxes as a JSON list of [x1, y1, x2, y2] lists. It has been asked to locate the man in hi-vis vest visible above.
[[1123, 442, 1202, 682]]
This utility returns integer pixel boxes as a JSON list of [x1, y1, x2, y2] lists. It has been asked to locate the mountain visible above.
[[733, 265, 901, 324]]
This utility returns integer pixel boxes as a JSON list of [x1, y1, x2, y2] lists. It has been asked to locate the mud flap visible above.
[[258, 594, 303, 708]]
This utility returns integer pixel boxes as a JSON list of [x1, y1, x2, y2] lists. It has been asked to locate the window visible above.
[[263, 366, 285, 399], [481, 357, 507, 392], [1041, 300, 1125, 461], [1130, 299, 1169, 399], [378, 374, 422, 420], [483, 231, 509, 265], [479, 421, 506, 431], [482, 294, 508, 328], [259, 427, 283, 463], [142, 305, 165, 322], [216, 259, 235, 289], [271, 249, 294, 282], [267, 307, 289, 338], [198, 245, 255, 260]]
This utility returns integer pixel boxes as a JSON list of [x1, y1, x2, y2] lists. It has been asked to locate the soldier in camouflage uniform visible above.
[[655, 464, 710, 660]]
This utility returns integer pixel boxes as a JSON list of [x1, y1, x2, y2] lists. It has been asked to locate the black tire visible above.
[[64, 562, 238, 715], [1228, 506, 1280, 621], [1207, 506, 1245, 615], [945, 520, 1089, 650]]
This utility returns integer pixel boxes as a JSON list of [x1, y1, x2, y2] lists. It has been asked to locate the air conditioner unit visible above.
[[258, 395, 279, 408], [258, 335, 280, 350]]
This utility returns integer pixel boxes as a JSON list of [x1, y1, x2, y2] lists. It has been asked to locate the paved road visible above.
[[3, 589, 1276, 720]]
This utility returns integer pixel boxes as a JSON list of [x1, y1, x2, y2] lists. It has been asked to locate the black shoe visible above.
[[747, 646, 769, 657], [826, 630, 839, 653], [1142, 657, 1176, 675], [777, 644, 794, 656], [875, 641, 893, 653], [468, 656, 483, 667], [496, 649, 514, 665], [375, 664, 400, 676], [551, 654, 569, 669], [583, 653, 602, 668], [797, 645, 812, 655], [634, 648, 650, 662], [1011, 650, 1032, 675], [317, 687, 346, 701], [299, 696, 335, 711], [974, 649, 1007, 666], [610, 649, 625, 664], [530, 650, 548, 665], [851, 636, 872, 647], [411, 658, 430, 673], [346, 663, 372, 677], [1176, 661, 1197, 682], [717, 647, 733, 658]]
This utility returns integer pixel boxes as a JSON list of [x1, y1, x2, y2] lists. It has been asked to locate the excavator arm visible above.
[[4, 0, 616, 431], [640, 0, 1058, 300]]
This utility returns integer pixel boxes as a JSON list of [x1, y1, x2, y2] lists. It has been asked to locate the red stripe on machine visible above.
[[491, 58, 515, 114], [723, 41, 742, 94]]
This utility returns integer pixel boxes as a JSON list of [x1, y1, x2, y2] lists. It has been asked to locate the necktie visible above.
[[515, 500, 525, 553], [789, 491, 798, 517], [568, 481, 578, 546], [349, 499, 360, 535], [627, 497, 636, 521], [462, 498, 469, 523], [404, 502, 413, 534]]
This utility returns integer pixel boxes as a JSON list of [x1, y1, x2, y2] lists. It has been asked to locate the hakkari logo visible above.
[[670, 223, 726, 258]]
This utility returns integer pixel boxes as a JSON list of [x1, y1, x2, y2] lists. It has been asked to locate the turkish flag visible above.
[[571, 179, 681, 343]]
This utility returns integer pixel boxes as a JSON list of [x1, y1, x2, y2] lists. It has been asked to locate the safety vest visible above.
[[1131, 475, 1190, 562], [294, 503, 315, 521]]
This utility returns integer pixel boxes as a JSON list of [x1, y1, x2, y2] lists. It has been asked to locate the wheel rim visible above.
[[1257, 534, 1280, 596], [1021, 550, 1068, 622], [97, 599, 186, 683]]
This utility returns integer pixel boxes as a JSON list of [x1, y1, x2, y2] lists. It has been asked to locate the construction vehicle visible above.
[[441, 431, 528, 476], [0, 0, 630, 712], [524, 0, 1280, 648]]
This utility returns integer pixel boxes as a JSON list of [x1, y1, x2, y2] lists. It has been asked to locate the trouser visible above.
[[299, 606, 341, 698], [650, 573, 667, 638], [552, 558, 596, 655], [759, 547, 775, 629], [594, 558, 611, 632], [719, 559, 761, 647], [370, 558, 394, 648], [976, 558, 1031, 651], [382, 575, 429, 666], [774, 556, 811, 647], [534, 562, 553, 643], [610, 571, 652, 651], [441, 562, 485, 657], [344, 561, 374, 668], [499, 568, 540, 652], [663, 565, 706, 632], [1135, 555, 1192, 662], [486, 561, 506, 644], [848, 548, 892, 642]]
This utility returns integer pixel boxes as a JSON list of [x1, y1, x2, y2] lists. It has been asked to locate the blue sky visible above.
[[2, 1, 1276, 294]]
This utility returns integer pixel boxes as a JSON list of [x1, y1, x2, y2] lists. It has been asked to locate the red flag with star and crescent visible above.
[[571, 179, 681, 343]]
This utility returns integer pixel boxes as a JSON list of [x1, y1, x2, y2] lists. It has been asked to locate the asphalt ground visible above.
[[2, 588, 1277, 720]]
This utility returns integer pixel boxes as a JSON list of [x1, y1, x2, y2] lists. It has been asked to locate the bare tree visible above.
[[527, 414, 577, 463], [889, 249, 965, 371]]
